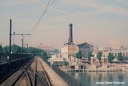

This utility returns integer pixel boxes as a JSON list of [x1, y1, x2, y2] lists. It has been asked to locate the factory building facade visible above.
[[61, 24, 78, 60], [61, 44, 78, 59], [50, 23, 93, 66], [77, 42, 93, 58]]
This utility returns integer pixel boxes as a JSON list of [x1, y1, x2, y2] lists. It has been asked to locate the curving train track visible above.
[[0, 56, 52, 86]]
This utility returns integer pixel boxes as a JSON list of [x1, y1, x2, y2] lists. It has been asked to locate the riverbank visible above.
[[60, 63, 128, 72]]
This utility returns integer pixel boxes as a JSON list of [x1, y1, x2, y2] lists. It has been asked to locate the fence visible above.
[[43, 59, 86, 86], [0, 54, 33, 83], [0, 54, 32, 65]]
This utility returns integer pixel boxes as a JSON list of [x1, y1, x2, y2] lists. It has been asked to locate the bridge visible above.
[[0, 54, 85, 86]]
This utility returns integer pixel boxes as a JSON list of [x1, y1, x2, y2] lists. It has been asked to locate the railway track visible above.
[[0, 56, 52, 86], [36, 57, 52, 86]]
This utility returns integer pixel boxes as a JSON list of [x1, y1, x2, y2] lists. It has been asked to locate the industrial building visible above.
[[50, 23, 93, 67], [77, 42, 93, 58], [61, 24, 78, 60]]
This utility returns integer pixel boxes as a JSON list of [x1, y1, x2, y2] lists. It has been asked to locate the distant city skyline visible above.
[[0, 0, 128, 48]]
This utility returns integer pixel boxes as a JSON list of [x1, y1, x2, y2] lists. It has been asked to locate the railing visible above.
[[43, 59, 86, 86], [0, 54, 32, 65], [0, 54, 33, 83]]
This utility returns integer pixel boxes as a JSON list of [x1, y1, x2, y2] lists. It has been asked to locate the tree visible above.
[[97, 52, 102, 62], [23, 47, 28, 53], [28, 47, 48, 59], [62, 60, 69, 66], [41, 51, 48, 59], [3, 46, 9, 54], [28, 47, 40, 54], [11, 44, 21, 54], [76, 51, 83, 59], [88, 51, 93, 61], [0, 45, 3, 54], [108, 53, 114, 63], [3, 45, 21, 54], [117, 52, 123, 62]]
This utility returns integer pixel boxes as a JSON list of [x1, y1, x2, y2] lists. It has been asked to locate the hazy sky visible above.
[[0, 0, 128, 48]]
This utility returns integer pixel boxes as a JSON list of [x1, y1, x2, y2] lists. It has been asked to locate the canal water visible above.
[[68, 72, 128, 86]]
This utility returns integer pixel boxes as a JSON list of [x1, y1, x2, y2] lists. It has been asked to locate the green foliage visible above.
[[3, 44, 23, 54], [0, 45, 3, 54], [108, 53, 114, 63], [23, 47, 28, 53], [28, 47, 40, 54], [62, 61, 69, 66], [97, 52, 102, 62], [11, 44, 21, 54], [3, 46, 9, 54], [2, 45, 48, 60], [88, 51, 93, 61], [28, 47, 43, 54], [28, 47, 48, 59], [41, 51, 48, 59], [76, 51, 83, 59], [117, 52, 123, 62]]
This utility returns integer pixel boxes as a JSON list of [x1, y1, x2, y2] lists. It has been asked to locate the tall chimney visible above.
[[69, 23, 73, 44]]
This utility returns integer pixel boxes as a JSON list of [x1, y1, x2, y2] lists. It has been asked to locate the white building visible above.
[[61, 44, 78, 60], [49, 54, 63, 66], [108, 49, 128, 57]]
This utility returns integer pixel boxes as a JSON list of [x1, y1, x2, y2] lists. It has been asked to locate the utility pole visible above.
[[11, 33, 30, 65], [9, 19, 12, 66], [11, 33, 30, 54], [9, 19, 12, 55], [21, 39, 23, 54]]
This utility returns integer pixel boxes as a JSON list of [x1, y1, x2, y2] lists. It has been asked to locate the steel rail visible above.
[[2, 57, 52, 86], [11, 57, 34, 86], [34, 57, 51, 86], [34, 57, 37, 86], [39, 60, 52, 86], [23, 68, 33, 86], [0, 64, 22, 83], [0, 56, 32, 83], [34, 72, 37, 86], [11, 70, 24, 86], [35, 72, 49, 86]]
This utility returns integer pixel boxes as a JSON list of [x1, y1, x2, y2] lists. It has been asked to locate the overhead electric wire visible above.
[[45, 0, 55, 12], [27, 0, 55, 44], [30, 0, 51, 35]]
